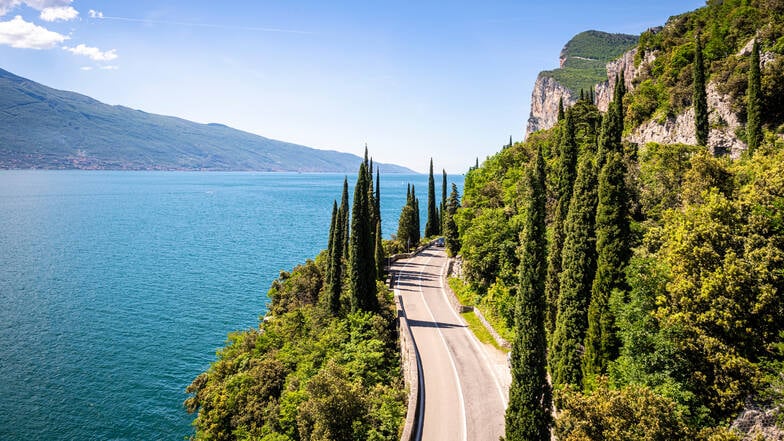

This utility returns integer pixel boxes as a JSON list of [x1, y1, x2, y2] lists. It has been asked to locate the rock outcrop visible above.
[[526, 30, 754, 157], [629, 82, 747, 158], [525, 75, 576, 135]]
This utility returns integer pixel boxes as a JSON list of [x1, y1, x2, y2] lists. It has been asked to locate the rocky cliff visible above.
[[526, 31, 759, 158], [525, 75, 576, 135]]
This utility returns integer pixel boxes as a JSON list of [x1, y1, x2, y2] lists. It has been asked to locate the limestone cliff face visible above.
[[525, 75, 576, 136], [628, 82, 746, 158], [526, 34, 751, 157]]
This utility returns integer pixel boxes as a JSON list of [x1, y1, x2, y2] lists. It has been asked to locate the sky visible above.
[[0, 0, 706, 173]]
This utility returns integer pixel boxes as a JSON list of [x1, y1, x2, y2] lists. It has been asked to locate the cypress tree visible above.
[[747, 39, 762, 155], [505, 146, 551, 441], [367, 160, 377, 247], [425, 159, 439, 237], [325, 200, 338, 287], [549, 154, 598, 389], [411, 185, 421, 246], [558, 97, 565, 122], [590, 87, 595, 104], [545, 109, 578, 335], [444, 183, 461, 255], [375, 169, 381, 228], [597, 74, 624, 168], [349, 162, 378, 312], [375, 219, 385, 280], [340, 178, 350, 258], [694, 33, 709, 147], [327, 200, 344, 315], [441, 169, 447, 232], [583, 150, 631, 386]]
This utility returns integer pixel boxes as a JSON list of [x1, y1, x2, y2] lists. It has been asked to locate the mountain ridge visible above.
[[0, 67, 413, 173]]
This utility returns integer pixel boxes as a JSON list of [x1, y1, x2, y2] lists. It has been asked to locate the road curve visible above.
[[393, 247, 510, 441]]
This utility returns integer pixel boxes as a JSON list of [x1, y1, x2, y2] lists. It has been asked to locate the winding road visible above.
[[393, 247, 510, 441]]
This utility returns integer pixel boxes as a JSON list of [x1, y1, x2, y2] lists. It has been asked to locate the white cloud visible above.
[[0, 14, 67, 49], [80, 65, 92, 70], [0, 1, 21, 16], [39, 5, 77, 21], [0, 0, 72, 17], [88, 9, 102, 19], [99, 65, 117, 70], [63, 43, 117, 61]]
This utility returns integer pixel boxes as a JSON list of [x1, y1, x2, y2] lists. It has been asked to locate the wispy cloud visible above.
[[39, 5, 77, 22], [63, 43, 117, 61], [91, 13, 313, 34], [99, 65, 118, 70], [80, 65, 92, 71], [0, 14, 68, 48]]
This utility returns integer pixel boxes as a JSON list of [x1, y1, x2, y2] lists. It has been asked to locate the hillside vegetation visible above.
[[541, 30, 638, 95], [459, 1, 784, 439], [625, 0, 784, 132]]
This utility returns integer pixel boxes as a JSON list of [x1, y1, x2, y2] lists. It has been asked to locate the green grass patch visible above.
[[460, 310, 503, 351], [448, 277, 475, 306]]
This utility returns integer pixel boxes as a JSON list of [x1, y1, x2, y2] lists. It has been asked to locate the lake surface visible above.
[[0, 170, 463, 440]]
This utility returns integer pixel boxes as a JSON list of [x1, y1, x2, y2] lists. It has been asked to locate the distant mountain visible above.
[[0, 68, 413, 172]]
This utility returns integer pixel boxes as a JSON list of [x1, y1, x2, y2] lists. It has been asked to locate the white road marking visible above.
[[435, 252, 509, 409]]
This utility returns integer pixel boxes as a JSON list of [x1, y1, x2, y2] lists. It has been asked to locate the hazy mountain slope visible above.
[[0, 68, 412, 172]]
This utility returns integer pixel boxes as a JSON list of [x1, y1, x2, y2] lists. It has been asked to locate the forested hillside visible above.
[[458, 1, 784, 439], [184, 158, 407, 440]]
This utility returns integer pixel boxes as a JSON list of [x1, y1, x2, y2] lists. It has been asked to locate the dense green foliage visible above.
[[545, 109, 578, 335], [185, 258, 403, 440], [541, 31, 638, 95], [349, 162, 378, 313], [187, 154, 403, 440], [454, 5, 784, 428], [583, 150, 631, 386], [549, 153, 598, 389], [505, 147, 552, 440]]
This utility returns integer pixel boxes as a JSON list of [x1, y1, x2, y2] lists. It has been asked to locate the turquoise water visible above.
[[0, 170, 462, 440]]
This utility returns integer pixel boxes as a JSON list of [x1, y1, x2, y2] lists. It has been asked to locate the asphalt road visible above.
[[393, 247, 510, 441]]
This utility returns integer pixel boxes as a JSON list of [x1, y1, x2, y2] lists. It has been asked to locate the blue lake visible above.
[[0, 170, 463, 440]]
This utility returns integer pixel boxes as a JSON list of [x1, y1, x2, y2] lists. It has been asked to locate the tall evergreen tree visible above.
[[375, 169, 381, 228], [425, 159, 439, 237], [558, 97, 565, 122], [597, 74, 625, 168], [340, 178, 350, 258], [505, 146, 551, 441], [694, 33, 709, 147], [412, 185, 421, 246], [349, 163, 378, 312], [375, 219, 385, 280], [444, 183, 461, 255], [441, 169, 447, 233], [327, 199, 344, 315], [747, 39, 762, 155], [583, 150, 631, 386], [549, 154, 598, 389], [545, 109, 578, 335], [325, 200, 338, 285]]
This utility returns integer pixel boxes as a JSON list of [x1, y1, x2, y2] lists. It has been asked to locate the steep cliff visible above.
[[526, 75, 577, 135], [525, 31, 637, 137]]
